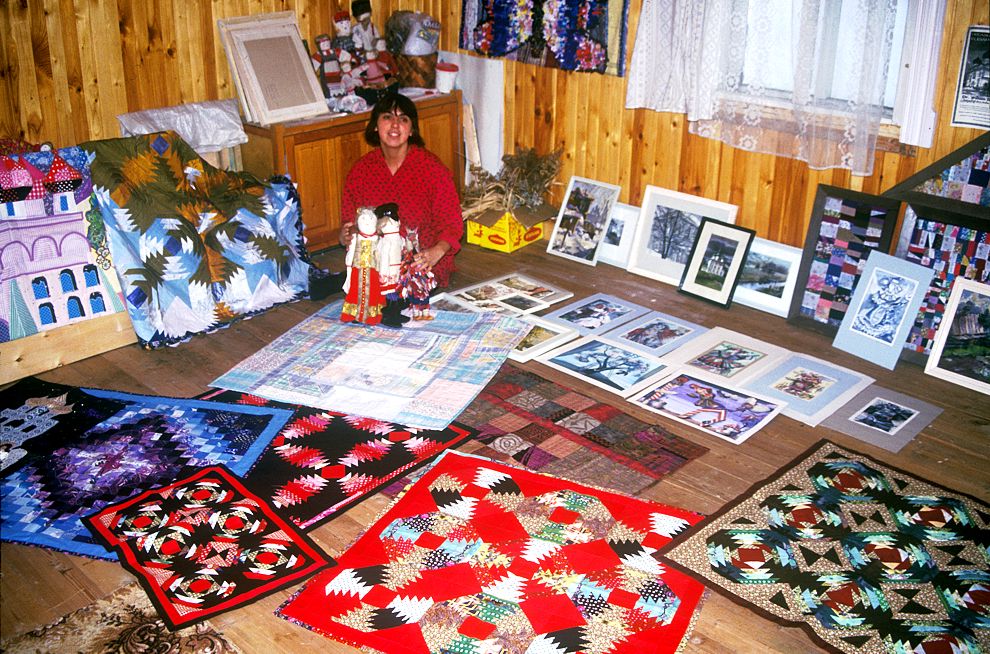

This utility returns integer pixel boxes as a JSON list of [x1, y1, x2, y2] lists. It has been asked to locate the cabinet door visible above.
[[419, 105, 463, 192]]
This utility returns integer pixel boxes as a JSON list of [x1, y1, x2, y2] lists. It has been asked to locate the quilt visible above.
[[1, 379, 291, 559], [83, 131, 310, 348], [212, 302, 531, 430], [86, 465, 332, 630], [200, 389, 477, 530], [277, 451, 705, 654], [659, 440, 990, 654]]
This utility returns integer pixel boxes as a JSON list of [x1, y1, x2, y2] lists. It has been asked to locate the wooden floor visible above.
[[2, 243, 988, 653]]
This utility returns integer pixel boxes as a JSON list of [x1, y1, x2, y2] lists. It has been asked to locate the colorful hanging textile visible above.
[[83, 131, 311, 348]]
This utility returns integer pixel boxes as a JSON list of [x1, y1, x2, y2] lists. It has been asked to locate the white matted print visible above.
[[659, 327, 788, 384], [924, 277, 990, 395], [509, 316, 580, 363], [598, 202, 640, 268], [734, 239, 803, 317], [536, 336, 668, 396], [431, 293, 476, 313], [601, 311, 708, 358], [454, 274, 573, 306], [546, 177, 622, 265], [626, 186, 738, 286], [543, 293, 649, 336], [819, 386, 943, 453]]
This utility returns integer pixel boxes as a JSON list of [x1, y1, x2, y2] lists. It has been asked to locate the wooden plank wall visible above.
[[1, 0, 986, 247]]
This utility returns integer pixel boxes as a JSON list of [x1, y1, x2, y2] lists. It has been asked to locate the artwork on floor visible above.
[[543, 292, 649, 336], [832, 252, 935, 370], [546, 176, 622, 265], [507, 315, 579, 362], [788, 185, 900, 336], [924, 277, 990, 395], [0, 380, 291, 559], [658, 326, 788, 384], [276, 451, 706, 653], [733, 238, 803, 317], [678, 218, 756, 307], [536, 336, 668, 396], [211, 299, 530, 430], [741, 354, 874, 427], [627, 369, 784, 444], [819, 387, 943, 453], [626, 186, 738, 287], [659, 440, 990, 654], [86, 465, 332, 630], [456, 273, 574, 305], [430, 293, 476, 313], [602, 310, 707, 358], [597, 202, 640, 268], [951, 26, 990, 129]]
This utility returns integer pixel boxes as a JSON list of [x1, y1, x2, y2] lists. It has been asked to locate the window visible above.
[[66, 297, 85, 319], [83, 264, 99, 287], [38, 303, 56, 325], [90, 292, 106, 314], [59, 269, 77, 293], [31, 277, 50, 300]]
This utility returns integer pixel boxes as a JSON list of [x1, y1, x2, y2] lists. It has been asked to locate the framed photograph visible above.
[[820, 387, 942, 453], [951, 26, 990, 129], [597, 202, 640, 268], [627, 369, 784, 445], [832, 252, 934, 370], [924, 278, 990, 395], [543, 293, 649, 336], [788, 185, 901, 336], [601, 311, 708, 358], [733, 238, 803, 317], [508, 316, 580, 363], [741, 354, 874, 427], [658, 326, 788, 384], [458, 274, 573, 306], [546, 177, 622, 265], [536, 336, 668, 396], [678, 218, 756, 307], [626, 186, 738, 286]]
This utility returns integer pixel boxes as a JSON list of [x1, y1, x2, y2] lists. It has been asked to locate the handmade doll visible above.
[[341, 207, 384, 324], [375, 202, 407, 327], [397, 225, 437, 320], [351, 0, 381, 55]]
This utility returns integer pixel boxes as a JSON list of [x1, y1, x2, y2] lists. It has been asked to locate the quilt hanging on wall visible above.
[[460, 0, 632, 76], [0, 145, 127, 344], [82, 131, 310, 348]]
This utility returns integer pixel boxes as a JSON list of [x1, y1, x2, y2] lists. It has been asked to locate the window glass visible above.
[[60, 269, 77, 293], [39, 303, 56, 325], [32, 277, 50, 300]]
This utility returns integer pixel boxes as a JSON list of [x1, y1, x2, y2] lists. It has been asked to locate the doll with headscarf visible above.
[[341, 206, 384, 324]]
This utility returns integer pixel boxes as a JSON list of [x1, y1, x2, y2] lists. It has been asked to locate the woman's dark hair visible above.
[[364, 92, 426, 147]]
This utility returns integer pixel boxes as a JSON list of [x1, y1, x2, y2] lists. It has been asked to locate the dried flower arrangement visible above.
[[461, 148, 562, 222]]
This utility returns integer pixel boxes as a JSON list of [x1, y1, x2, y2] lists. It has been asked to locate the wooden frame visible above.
[[678, 218, 755, 307], [733, 238, 803, 317], [546, 176, 622, 266], [924, 277, 990, 395]]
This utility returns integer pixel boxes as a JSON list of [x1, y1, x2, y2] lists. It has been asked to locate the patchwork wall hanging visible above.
[[659, 440, 990, 654], [86, 465, 332, 630], [277, 451, 706, 653], [82, 131, 311, 348], [1, 380, 291, 559]]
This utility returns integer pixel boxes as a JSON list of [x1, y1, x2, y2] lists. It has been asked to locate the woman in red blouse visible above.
[[339, 92, 463, 287]]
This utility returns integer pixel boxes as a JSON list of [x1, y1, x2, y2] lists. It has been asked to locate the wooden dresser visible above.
[[240, 91, 464, 253]]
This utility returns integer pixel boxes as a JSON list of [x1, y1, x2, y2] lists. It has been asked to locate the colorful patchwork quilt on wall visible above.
[[659, 440, 990, 654], [82, 131, 310, 348], [86, 465, 332, 630], [0, 378, 291, 559], [1, 145, 127, 343], [277, 451, 705, 653], [212, 302, 531, 430], [200, 389, 477, 530]]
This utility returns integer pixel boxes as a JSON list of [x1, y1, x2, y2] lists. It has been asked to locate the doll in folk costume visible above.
[[375, 202, 407, 327], [397, 225, 436, 320], [341, 207, 384, 324]]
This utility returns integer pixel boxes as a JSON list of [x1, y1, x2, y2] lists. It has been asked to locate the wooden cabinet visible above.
[[240, 91, 464, 252]]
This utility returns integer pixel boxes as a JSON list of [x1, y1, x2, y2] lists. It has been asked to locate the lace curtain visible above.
[[626, 0, 898, 176]]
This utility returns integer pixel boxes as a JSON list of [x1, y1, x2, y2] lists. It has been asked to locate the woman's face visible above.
[[376, 108, 412, 149]]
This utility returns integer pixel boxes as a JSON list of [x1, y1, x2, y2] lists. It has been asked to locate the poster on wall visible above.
[[951, 26, 990, 129]]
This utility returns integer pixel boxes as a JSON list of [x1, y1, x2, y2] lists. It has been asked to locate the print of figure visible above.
[[623, 320, 687, 349], [774, 369, 832, 401], [851, 271, 914, 343], [341, 207, 384, 324], [691, 343, 762, 377]]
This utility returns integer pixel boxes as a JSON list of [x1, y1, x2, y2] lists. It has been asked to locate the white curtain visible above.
[[626, 0, 898, 176]]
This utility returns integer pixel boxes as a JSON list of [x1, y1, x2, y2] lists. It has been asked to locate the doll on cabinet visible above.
[[341, 207, 384, 324]]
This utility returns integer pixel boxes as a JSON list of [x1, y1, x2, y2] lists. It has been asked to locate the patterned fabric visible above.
[[211, 301, 531, 430], [86, 465, 332, 630], [82, 131, 310, 348], [200, 389, 477, 530], [911, 140, 990, 207], [1, 381, 291, 559], [659, 440, 990, 654], [277, 451, 705, 653], [0, 583, 243, 653], [458, 364, 709, 495]]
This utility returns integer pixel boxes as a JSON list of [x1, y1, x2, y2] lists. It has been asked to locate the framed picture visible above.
[[626, 369, 784, 445], [508, 316, 580, 363], [820, 387, 942, 453], [546, 177, 622, 265], [456, 274, 573, 306], [733, 238, 803, 317], [658, 326, 788, 384], [536, 336, 668, 396], [543, 293, 649, 336], [741, 354, 874, 427], [626, 186, 738, 286], [924, 278, 990, 395], [951, 26, 990, 129], [597, 202, 640, 268], [787, 185, 901, 335], [832, 252, 934, 370], [678, 218, 756, 307], [601, 311, 708, 358]]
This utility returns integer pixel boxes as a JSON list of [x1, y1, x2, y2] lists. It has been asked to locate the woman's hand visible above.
[[413, 242, 449, 270], [339, 221, 355, 248]]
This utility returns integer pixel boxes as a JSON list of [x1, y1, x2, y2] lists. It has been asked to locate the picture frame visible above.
[[950, 26, 990, 129], [454, 274, 573, 306], [535, 336, 668, 396], [508, 316, 580, 363], [832, 252, 935, 370], [597, 202, 640, 268], [733, 238, 803, 317], [626, 186, 738, 287], [924, 277, 990, 395], [543, 293, 649, 336], [600, 311, 708, 358], [546, 176, 622, 265], [819, 387, 943, 453], [678, 218, 756, 307], [658, 326, 789, 384], [787, 185, 901, 336], [626, 369, 784, 445]]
